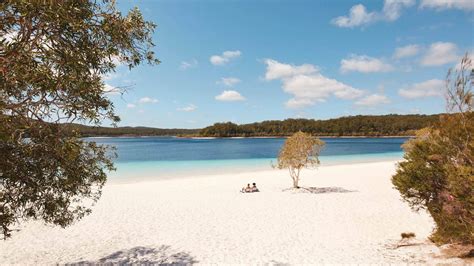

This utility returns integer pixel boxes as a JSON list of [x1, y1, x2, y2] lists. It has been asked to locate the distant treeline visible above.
[[67, 114, 440, 137], [65, 124, 199, 137], [198, 114, 441, 137]]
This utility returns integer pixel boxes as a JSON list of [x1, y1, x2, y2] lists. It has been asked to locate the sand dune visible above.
[[0, 161, 465, 264]]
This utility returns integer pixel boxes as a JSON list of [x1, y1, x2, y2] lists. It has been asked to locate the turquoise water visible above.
[[110, 152, 403, 182], [86, 137, 407, 182]]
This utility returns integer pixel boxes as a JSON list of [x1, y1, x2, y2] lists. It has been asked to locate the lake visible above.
[[86, 137, 408, 182]]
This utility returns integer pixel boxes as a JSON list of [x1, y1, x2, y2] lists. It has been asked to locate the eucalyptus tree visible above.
[[0, 1, 159, 239], [276, 132, 325, 188]]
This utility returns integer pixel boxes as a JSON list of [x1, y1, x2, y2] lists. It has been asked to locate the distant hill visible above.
[[199, 114, 441, 137], [69, 114, 441, 137]]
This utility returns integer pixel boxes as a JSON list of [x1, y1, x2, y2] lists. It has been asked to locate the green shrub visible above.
[[392, 55, 473, 245]]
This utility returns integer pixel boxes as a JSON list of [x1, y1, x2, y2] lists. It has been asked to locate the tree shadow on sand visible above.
[[283, 187, 356, 194], [68, 245, 198, 265]]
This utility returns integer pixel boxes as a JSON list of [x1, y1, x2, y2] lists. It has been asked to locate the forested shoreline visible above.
[[72, 114, 440, 137], [65, 124, 200, 137], [199, 114, 439, 137]]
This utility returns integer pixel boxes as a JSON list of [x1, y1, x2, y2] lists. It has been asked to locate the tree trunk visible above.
[[293, 178, 299, 188], [289, 167, 300, 188]]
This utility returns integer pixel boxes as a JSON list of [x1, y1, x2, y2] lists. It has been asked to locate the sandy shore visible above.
[[0, 161, 466, 264]]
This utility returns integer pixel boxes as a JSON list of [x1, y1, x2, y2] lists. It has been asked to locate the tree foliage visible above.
[[392, 54, 473, 244], [276, 132, 325, 188], [199, 114, 440, 138], [0, 1, 159, 239]]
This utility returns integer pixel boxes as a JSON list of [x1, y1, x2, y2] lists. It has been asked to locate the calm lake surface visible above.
[[87, 137, 408, 182]]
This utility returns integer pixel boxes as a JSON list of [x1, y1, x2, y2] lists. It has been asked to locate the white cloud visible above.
[[283, 74, 365, 101], [331, 4, 377, 28], [210, 50, 241, 65], [210, 56, 227, 65], [399, 79, 445, 98], [333, 87, 367, 99], [263, 59, 365, 109], [383, 0, 416, 21], [180, 59, 198, 70], [218, 77, 241, 86], [331, 0, 414, 28], [340, 55, 394, 73], [126, 103, 136, 109], [215, 90, 246, 101], [420, 0, 474, 10], [393, 44, 420, 59], [264, 59, 318, 80], [177, 104, 197, 112], [355, 94, 391, 107], [138, 97, 159, 104], [421, 42, 459, 66], [223, 50, 241, 58]]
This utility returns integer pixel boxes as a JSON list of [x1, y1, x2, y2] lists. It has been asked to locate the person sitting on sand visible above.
[[241, 183, 252, 193], [251, 183, 259, 192]]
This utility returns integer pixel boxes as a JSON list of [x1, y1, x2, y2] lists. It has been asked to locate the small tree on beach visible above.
[[276, 132, 325, 188], [392, 54, 473, 245], [0, 1, 159, 239]]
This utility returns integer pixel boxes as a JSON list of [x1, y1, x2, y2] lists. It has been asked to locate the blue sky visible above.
[[106, 0, 474, 128]]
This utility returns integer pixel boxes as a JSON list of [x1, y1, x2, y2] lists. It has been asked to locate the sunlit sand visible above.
[[0, 161, 464, 264]]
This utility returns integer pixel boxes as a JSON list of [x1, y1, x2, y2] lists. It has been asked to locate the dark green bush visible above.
[[392, 55, 473, 245]]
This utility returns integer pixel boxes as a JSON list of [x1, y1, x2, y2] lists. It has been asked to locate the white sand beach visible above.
[[0, 161, 465, 264]]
